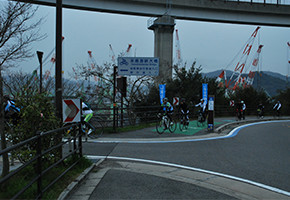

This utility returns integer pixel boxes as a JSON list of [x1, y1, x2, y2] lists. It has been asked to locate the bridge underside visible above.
[[26, 0, 290, 27]]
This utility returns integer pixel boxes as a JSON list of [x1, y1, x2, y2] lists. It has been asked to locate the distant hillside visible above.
[[202, 70, 289, 97]]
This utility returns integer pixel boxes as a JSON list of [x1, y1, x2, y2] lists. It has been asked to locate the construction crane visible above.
[[174, 29, 182, 66], [216, 26, 261, 91], [124, 44, 133, 57], [109, 44, 116, 65], [243, 45, 264, 87]]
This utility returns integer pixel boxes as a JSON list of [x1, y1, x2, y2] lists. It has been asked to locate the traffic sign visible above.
[[173, 97, 179, 106], [230, 100, 235, 107], [118, 57, 159, 76], [63, 99, 81, 123]]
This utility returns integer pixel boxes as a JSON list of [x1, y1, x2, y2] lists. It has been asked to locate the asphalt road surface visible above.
[[82, 120, 290, 194]]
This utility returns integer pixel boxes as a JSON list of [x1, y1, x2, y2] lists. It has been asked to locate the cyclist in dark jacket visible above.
[[179, 98, 189, 125]]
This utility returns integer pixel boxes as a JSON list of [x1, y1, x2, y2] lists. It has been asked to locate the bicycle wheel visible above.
[[169, 120, 177, 133], [87, 117, 104, 138], [156, 119, 165, 134], [179, 117, 187, 131], [196, 115, 203, 127], [179, 119, 185, 131]]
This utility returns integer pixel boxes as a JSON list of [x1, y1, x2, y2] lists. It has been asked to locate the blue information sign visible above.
[[118, 57, 159, 76]]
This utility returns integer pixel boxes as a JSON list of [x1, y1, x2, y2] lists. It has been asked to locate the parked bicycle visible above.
[[179, 113, 189, 131], [156, 113, 177, 134]]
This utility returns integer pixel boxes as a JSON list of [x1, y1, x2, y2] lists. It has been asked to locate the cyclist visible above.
[[257, 102, 264, 119], [4, 95, 20, 124], [159, 97, 174, 126], [195, 99, 207, 122], [241, 100, 246, 120], [82, 101, 94, 134], [179, 98, 189, 125], [235, 100, 243, 120], [273, 100, 282, 117]]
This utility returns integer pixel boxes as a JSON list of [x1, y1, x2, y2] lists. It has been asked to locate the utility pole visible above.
[[113, 66, 117, 132], [36, 51, 43, 93], [55, 0, 62, 120]]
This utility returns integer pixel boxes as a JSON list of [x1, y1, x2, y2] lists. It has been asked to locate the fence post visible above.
[[36, 131, 43, 198], [78, 123, 82, 157]]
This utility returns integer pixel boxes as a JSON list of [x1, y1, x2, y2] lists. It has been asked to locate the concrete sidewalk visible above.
[[58, 117, 290, 200]]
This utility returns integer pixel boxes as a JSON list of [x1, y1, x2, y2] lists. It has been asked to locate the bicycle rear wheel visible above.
[[156, 119, 165, 134], [88, 117, 104, 138], [197, 115, 204, 127]]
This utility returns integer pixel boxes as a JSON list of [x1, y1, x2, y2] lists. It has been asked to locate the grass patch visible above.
[[0, 156, 92, 199]]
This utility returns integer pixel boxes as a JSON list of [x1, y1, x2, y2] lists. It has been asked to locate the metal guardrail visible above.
[[214, 0, 290, 5], [0, 123, 83, 199], [92, 105, 279, 128]]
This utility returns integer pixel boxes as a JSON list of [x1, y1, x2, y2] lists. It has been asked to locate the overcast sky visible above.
[[9, 3, 290, 78]]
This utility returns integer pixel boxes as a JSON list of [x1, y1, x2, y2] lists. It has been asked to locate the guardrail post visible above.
[[36, 131, 43, 199]]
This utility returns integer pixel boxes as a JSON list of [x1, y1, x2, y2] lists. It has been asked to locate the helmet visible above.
[[200, 99, 204, 102], [241, 101, 244, 103], [163, 97, 168, 102]]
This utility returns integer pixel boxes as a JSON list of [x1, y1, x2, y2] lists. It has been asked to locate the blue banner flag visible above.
[[202, 83, 208, 104], [159, 84, 166, 104]]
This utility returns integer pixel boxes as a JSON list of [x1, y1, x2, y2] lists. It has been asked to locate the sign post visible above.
[[207, 95, 214, 132]]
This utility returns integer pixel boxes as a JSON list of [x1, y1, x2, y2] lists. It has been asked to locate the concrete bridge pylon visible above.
[[148, 15, 175, 83]]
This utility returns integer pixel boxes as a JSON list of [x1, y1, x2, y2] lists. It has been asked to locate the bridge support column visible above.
[[148, 15, 175, 83]]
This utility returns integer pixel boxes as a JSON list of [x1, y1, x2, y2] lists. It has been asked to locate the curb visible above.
[[215, 117, 290, 133], [57, 158, 105, 200]]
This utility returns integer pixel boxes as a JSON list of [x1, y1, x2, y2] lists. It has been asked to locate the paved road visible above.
[[62, 119, 290, 199]]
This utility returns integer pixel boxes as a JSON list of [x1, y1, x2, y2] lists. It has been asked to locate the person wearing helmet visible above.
[[179, 98, 189, 125], [159, 97, 174, 125], [82, 101, 94, 135], [241, 100, 246, 120], [4, 95, 20, 124], [257, 102, 264, 119], [273, 100, 282, 117], [195, 98, 207, 122]]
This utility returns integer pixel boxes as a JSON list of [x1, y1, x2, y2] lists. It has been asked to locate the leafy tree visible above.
[[167, 62, 204, 104], [0, 0, 45, 176], [7, 90, 60, 164], [229, 86, 271, 115]]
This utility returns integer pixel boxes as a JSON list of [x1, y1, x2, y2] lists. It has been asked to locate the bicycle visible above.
[[179, 113, 189, 131], [65, 116, 104, 140], [257, 109, 264, 119], [156, 113, 177, 134], [196, 111, 206, 127]]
